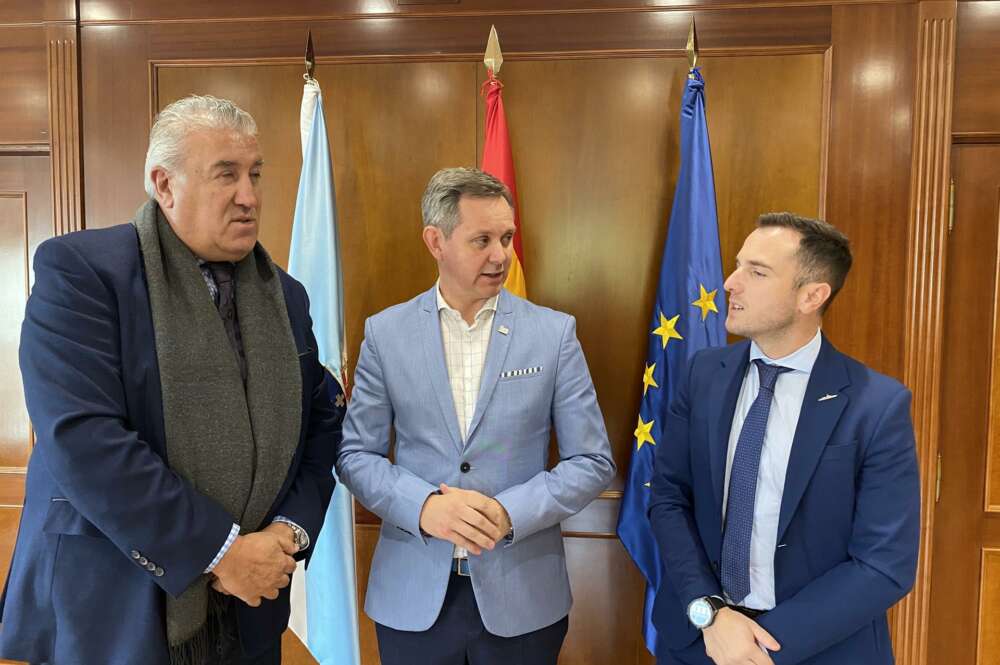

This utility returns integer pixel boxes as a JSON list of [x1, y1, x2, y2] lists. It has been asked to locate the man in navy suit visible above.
[[0, 95, 342, 665], [649, 213, 920, 665]]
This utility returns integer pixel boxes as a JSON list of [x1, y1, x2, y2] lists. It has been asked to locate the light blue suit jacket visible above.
[[336, 286, 615, 637]]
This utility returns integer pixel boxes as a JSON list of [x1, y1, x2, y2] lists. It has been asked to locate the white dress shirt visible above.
[[723, 328, 822, 610], [436, 283, 498, 558]]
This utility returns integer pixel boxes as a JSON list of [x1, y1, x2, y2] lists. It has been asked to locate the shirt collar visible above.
[[435, 280, 499, 321], [749, 328, 822, 374]]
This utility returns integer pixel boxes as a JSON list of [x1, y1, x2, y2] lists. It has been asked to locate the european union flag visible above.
[[616, 67, 727, 655]]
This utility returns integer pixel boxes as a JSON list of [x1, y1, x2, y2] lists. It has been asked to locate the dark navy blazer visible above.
[[0, 223, 341, 664], [649, 337, 920, 665]]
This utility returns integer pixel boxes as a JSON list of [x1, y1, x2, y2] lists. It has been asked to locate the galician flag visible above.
[[286, 75, 361, 665]]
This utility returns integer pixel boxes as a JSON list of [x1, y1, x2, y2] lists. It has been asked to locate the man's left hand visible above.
[[439, 484, 511, 537]]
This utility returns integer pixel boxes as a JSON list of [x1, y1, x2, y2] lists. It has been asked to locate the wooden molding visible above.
[[953, 132, 1000, 145], [47, 26, 83, 235], [0, 144, 50, 155], [77, 0, 914, 26], [892, 3, 956, 665]]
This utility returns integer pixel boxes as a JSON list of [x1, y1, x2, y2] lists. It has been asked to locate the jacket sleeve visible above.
[[270, 284, 341, 562], [758, 387, 920, 664], [648, 353, 725, 605], [492, 315, 617, 543], [20, 238, 234, 598], [335, 317, 437, 540]]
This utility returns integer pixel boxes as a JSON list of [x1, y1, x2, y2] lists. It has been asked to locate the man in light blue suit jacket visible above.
[[336, 168, 615, 665], [649, 214, 920, 665]]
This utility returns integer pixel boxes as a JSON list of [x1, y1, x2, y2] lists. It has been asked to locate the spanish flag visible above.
[[481, 69, 527, 298]]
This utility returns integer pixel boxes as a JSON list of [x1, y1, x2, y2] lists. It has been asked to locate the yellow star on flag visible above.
[[691, 284, 719, 321], [634, 416, 656, 451], [642, 363, 659, 396], [652, 312, 683, 349]]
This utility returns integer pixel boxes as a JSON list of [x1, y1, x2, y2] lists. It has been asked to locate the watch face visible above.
[[688, 598, 714, 629]]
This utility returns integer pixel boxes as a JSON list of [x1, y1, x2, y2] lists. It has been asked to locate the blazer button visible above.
[[139, 557, 148, 565], [131, 550, 141, 559], [154, 567, 165, 577], [460, 462, 471, 473], [146, 562, 156, 572]]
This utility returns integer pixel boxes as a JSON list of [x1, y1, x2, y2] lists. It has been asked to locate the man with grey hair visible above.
[[337, 167, 616, 665], [0, 95, 343, 665]]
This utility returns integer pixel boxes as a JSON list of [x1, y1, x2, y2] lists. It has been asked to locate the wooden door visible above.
[[927, 144, 1000, 665]]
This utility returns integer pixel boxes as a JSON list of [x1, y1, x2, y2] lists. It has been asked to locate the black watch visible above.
[[686, 596, 727, 629]]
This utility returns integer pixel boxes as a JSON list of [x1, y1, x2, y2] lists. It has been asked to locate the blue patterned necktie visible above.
[[721, 359, 793, 605]]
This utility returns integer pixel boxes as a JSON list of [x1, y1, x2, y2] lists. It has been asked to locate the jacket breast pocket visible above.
[[499, 365, 544, 382], [820, 440, 858, 462], [43, 498, 104, 538]]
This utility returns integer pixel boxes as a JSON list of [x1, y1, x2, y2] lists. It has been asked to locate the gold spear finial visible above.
[[484, 24, 503, 76], [686, 17, 699, 72]]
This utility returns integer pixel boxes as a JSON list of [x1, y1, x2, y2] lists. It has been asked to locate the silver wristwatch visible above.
[[284, 522, 309, 551]]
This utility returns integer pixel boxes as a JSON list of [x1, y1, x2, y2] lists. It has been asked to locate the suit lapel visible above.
[[776, 336, 850, 543], [466, 291, 513, 444], [419, 288, 464, 453], [708, 341, 751, 516]]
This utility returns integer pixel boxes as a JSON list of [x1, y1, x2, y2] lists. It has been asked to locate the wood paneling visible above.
[[978, 549, 1000, 665], [894, 5, 955, 663], [81, 6, 834, 229], [0, 27, 49, 147], [0, 194, 30, 470], [47, 25, 83, 235], [823, 3, 915, 379], [0, 155, 55, 273], [78, 0, 841, 23], [0, 1, 74, 24], [281, 629, 319, 665], [953, 1, 1000, 135], [561, 536, 652, 665], [927, 144, 1000, 665]]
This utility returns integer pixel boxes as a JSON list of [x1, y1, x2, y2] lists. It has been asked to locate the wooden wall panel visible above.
[[479, 55, 824, 487], [0, 27, 49, 147], [0, 1, 74, 24], [561, 536, 652, 665], [0, 194, 30, 470], [823, 3, 915, 380], [929, 144, 1000, 665], [978, 549, 1000, 665], [953, 1, 1000, 137]]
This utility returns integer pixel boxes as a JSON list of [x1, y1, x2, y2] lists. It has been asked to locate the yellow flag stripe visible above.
[[505, 254, 527, 298]]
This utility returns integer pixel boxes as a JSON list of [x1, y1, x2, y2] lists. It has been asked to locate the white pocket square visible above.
[[501, 366, 543, 379]]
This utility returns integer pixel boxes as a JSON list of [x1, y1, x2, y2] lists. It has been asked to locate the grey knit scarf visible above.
[[133, 200, 301, 660]]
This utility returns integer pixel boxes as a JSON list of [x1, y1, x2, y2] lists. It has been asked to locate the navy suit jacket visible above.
[[649, 337, 920, 665], [0, 224, 341, 665]]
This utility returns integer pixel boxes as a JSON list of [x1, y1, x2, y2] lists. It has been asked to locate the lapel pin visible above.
[[818, 393, 838, 402], [498, 325, 510, 336]]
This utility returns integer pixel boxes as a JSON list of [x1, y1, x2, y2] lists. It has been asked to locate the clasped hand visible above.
[[703, 608, 781, 665], [419, 483, 511, 555], [210, 523, 298, 607]]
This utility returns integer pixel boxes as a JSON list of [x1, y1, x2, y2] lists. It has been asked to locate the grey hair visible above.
[[143, 95, 258, 198], [420, 167, 513, 237]]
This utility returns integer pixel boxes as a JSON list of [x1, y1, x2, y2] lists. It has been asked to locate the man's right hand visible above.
[[418, 483, 506, 555], [703, 608, 781, 665], [211, 531, 297, 607]]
